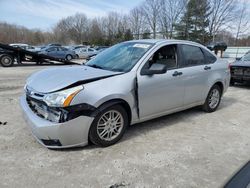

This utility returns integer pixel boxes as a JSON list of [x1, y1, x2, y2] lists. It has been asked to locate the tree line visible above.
[[0, 0, 249, 46]]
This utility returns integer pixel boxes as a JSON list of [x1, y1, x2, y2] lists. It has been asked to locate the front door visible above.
[[137, 44, 185, 120]]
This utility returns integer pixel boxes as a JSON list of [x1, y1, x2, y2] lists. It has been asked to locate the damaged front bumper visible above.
[[20, 95, 94, 148]]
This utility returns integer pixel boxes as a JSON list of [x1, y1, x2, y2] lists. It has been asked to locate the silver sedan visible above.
[[20, 39, 230, 148]]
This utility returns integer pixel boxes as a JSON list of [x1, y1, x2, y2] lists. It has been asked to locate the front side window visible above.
[[86, 42, 153, 72], [152, 45, 177, 69], [60, 47, 67, 51], [181, 45, 205, 66]]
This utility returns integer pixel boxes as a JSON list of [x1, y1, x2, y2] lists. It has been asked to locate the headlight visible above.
[[43, 85, 83, 107]]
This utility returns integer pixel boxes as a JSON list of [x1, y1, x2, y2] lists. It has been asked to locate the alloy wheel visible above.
[[208, 88, 220, 109], [97, 110, 124, 141]]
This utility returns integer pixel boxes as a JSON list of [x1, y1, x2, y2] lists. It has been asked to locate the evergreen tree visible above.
[[142, 30, 151, 39], [124, 29, 133, 41], [175, 0, 211, 44]]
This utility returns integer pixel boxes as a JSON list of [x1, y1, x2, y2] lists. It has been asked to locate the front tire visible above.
[[202, 85, 222, 113], [89, 105, 128, 147]]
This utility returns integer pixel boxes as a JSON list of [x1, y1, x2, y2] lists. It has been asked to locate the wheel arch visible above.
[[213, 81, 224, 93], [94, 98, 132, 125], [65, 54, 73, 59]]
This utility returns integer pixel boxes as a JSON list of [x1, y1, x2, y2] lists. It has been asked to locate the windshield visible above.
[[242, 53, 250, 61], [86, 42, 153, 72]]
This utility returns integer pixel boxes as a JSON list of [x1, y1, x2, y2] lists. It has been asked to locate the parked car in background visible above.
[[88, 46, 110, 60], [47, 43, 61, 47], [40, 43, 62, 50], [95, 46, 109, 51], [0, 47, 16, 67], [70, 45, 87, 51], [38, 46, 77, 60], [207, 41, 227, 52], [9, 43, 39, 52], [230, 51, 250, 85], [75, 47, 98, 59], [20, 39, 230, 148]]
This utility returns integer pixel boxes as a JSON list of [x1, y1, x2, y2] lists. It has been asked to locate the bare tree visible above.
[[141, 0, 162, 39], [54, 13, 89, 44], [159, 0, 187, 39], [208, 0, 237, 42], [129, 6, 145, 39], [234, 0, 249, 45]]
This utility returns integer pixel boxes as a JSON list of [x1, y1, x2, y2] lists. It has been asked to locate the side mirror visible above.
[[236, 57, 241, 61], [141, 63, 167, 76]]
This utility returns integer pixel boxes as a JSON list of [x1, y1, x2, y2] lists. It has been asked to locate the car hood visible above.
[[26, 65, 121, 93], [231, 60, 250, 67]]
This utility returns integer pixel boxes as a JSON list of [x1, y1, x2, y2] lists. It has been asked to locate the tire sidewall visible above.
[[204, 85, 222, 112], [89, 105, 128, 147], [66, 54, 72, 60], [0, 55, 14, 67]]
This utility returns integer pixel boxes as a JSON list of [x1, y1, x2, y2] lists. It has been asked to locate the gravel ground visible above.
[[0, 64, 250, 188]]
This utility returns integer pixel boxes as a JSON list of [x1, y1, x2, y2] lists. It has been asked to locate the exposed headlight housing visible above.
[[43, 85, 83, 107]]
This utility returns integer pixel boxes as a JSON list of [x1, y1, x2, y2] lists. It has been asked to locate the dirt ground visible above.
[[0, 64, 250, 188]]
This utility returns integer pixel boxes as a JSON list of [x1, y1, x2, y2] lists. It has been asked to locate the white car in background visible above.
[[75, 47, 98, 59]]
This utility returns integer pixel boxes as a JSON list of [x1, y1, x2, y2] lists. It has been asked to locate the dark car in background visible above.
[[207, 42, 227, 52], [38, 46, 77, 60], [0, 47, 17, 67], [230, 51, 250, 85]]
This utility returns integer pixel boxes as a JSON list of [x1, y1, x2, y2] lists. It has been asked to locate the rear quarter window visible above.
[[202, 49, 217, 64]]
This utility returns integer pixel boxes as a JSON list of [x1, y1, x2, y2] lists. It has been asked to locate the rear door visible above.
[[179, 44, 212, 105], [46, 47, 58, 57], [57, 47, 67, 58]]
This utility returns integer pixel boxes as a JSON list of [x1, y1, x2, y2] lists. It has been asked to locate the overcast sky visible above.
[[0, 0, 144, 30], [0, 0, 250, 32]]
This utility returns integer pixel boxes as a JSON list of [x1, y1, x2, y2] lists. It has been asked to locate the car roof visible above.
[[125, 39, 203, 47]]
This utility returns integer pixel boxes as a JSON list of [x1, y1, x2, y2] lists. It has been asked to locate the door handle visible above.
[[172, 71, 183, 77], [204, 66, 211, 70]]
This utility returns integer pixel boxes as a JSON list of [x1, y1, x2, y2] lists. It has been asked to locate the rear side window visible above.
[[60, 47, 67, 51], [180, 44, 205, 67], [202, 49, 217, 64]]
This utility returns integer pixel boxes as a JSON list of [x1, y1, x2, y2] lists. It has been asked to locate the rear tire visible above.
[[202, 85, 222, 113], [0, 55, 14, 67], [66, 54, 73, 61], [89, 104, 128, 147]]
